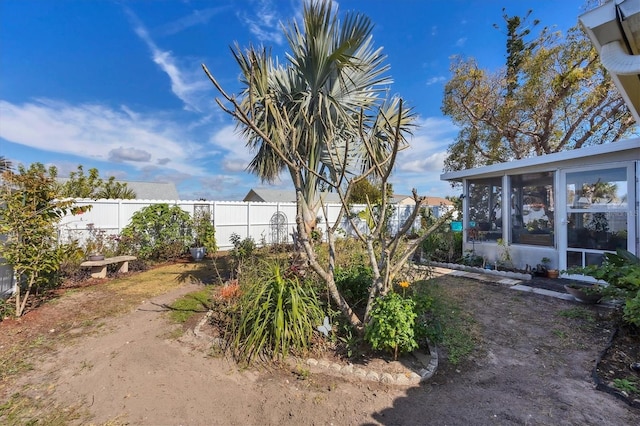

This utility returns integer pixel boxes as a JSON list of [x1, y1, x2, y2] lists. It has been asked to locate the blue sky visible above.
[[0, 0, 589, 201]]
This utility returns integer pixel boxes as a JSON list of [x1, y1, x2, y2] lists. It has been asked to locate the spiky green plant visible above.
[[231, 261, 324, 364]]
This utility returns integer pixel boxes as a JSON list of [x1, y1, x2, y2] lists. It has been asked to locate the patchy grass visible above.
[[557, 306, 596, 322], [167, 288, 213, 324], [418, 276, 481, 366], [0, 260, 213, 410], [0, 391, 86, 425]]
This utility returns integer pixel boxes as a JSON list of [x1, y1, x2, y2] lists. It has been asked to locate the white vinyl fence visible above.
[[57, 199, 430, 250]]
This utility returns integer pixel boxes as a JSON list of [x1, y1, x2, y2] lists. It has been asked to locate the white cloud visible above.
[[125, 7, 210, 112], [391, 116, 459, 196], [239, 0, 285, 44], [400, 151, 449, 173], [159, 7, 229, 35], [209, 124, 253, 164], [0, 99, 209, 177], [455, 37, 467, 47], [109, 147, 152, 163], [426, 76, 446, 86]]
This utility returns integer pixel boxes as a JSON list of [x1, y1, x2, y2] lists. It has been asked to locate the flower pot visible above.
[[547, 269, 559, 279], [190, 247, 206, 262], [564, 284, 602, 304], [88, 254, 105, 261]]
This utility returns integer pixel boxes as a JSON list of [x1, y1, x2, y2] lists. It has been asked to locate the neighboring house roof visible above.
[[391, 194, 454, 206], [122, 181, 179, 200], [579, 0, 640, 123], [57, 178, 180, 200], [243, 188, 342, 203]]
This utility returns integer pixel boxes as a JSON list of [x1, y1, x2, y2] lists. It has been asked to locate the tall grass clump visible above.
[[230, 260, 324, 364]]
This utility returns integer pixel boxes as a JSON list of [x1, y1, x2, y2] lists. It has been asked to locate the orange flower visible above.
[[399, 281, 410, 288]]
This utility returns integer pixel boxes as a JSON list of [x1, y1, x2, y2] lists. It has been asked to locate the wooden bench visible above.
[[80, 255, 137, 279]]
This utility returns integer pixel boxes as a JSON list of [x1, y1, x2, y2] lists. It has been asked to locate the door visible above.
[[559, 163, 636, 279]]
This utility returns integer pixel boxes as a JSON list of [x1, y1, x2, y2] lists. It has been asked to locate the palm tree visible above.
[[94, 177, 136, 199], [208, 0, 414, 233], [203, 0, 422, 330], [0, 156, 12, 173]]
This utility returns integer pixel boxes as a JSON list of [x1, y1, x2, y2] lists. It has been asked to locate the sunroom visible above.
[[440, 138, 639, 281]]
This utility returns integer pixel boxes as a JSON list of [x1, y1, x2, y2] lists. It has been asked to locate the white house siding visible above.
[[441, 138, 640, 280]]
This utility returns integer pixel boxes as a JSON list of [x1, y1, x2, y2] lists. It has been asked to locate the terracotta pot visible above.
[[547, 269, 559, 279]]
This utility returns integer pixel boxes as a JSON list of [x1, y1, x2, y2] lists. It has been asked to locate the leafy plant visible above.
[[0, 163, 86, 317], [120, 203, 192, 261], [460, 250, 483, 267], [613, 378, 639, 395], [230, 261, 324, 364], [365, 291, 418, 359], [334, 264, 372, 309], [568, 249, 640, 326], [190, 209, 217, 254], [229, 233, 256, 277]]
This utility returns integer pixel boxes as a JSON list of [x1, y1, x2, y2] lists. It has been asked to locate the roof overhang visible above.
[[441, 137, 640, 182], [579, 0, 640, 124]]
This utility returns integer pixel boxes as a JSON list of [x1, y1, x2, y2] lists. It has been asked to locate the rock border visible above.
[[193, 311, 439, 386], [290, 340, 438, 386], [426, 261, 532, 281]]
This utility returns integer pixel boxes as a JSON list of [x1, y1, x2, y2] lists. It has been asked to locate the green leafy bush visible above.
[[230, 261, 324, 364], [0, 163, 85, 317], [190, 209, 217, 254], [569, 249, 640, 327], [121, 204, 192, 261], [365, 291, 418, 359], [334, 264, 372, 309], [229, 233, 256, 276]]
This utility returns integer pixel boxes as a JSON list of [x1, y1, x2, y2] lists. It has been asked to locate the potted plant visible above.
[[564, 283, 603, 304], [533, 257, 550, 277], [189, 209, 217, 262], [540, 257, 560, 278]]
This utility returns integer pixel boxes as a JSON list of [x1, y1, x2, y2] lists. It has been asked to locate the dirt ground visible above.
[[1, 268, 639, 425]]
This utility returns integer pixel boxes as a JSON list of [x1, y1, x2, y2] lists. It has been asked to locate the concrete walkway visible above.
[[430, 266, 615, 305]]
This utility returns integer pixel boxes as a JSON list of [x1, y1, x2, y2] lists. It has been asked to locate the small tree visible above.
[[59, 165, 136, 199], [0, 163, 84, 317]]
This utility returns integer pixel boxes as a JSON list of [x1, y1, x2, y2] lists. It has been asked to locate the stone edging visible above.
[[193, 310, 439, 386], [294, 340, 439, 386], [425, 261, 532, 281]]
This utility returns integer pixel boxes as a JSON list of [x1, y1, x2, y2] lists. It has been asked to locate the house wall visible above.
[[456, 151, 639, 280]]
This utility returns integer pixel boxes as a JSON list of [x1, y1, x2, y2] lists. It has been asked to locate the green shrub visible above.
[[229, 233, 256, 276], [365, 291, 418, 359], [421, 228, 462, 263], [334, 264, 372, 309], [230, 261, 324, 364], [570, 249, 640, 327], [190, 209, 217, 254], [121, 204, 192, 261]]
